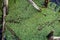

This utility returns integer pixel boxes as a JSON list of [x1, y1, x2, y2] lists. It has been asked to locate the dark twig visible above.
[[38, 17, 59, 31], [46, 30, 54, 40], [6, 26, 21, 40]]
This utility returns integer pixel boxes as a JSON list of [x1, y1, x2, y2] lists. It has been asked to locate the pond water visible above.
[[50, 0, 60, 5]]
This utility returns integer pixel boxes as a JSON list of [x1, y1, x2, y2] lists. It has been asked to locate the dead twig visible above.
[[28, 0, 41, 11]]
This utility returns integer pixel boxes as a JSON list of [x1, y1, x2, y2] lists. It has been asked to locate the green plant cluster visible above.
[[0, 0, 60, 40]]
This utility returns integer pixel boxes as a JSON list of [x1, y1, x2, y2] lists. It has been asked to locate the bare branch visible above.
[[2, 0, 8, 40], [28, 0, 41, 11]]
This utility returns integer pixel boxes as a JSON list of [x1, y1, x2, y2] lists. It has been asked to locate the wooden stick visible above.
[[2, 0, 8, 40], [53, 37, 60, 40], [28, 0, 41, 11]]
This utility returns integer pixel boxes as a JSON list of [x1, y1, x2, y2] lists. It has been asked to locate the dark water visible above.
[[50, 0, 60, 5]]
